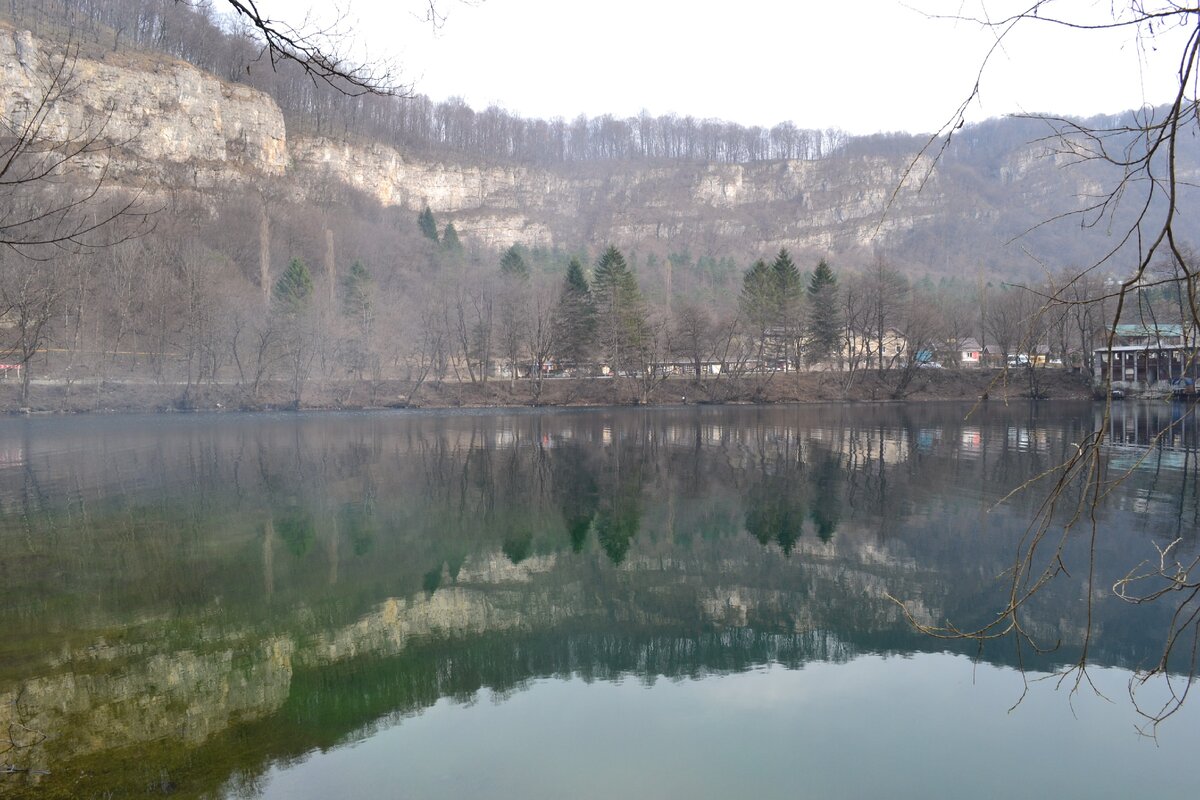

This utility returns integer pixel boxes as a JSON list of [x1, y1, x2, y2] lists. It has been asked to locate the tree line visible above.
[[0, 144, 1127, 410]]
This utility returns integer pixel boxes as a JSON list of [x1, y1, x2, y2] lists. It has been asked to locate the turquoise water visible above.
[[0, 402, 1196, 798]]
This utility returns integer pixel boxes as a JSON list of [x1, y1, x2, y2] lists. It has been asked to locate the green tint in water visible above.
[[0, 403, 1197, 798]]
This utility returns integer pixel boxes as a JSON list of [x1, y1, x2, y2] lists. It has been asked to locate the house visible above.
[[980, 345, 1006, 368], [958, 338, 982, 367], [842, 328, 908, 369], [1093, 323, 1200, 391]]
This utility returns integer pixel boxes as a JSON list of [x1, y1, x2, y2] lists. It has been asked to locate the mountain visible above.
[[4, 20, 1190, 283]]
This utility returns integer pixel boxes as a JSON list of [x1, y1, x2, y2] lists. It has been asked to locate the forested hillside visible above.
[[0, 1, 1190, 408]]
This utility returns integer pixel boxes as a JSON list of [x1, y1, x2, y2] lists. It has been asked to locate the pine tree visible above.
[[441, 223, 463, 253], [341, 260, 372, 334], [499, 245, 530, 281], [772, 248, 803, 366], [417, 206, 439, 242], [272, 257, 317, 404], [273, 257, 314, 316], [497, 246, 530, 384], [806, 258, 841, 366], [772, 249, 802, 302], [740, 259, 776, 364], [553, 257, 596, 365], [592, 246, 648, 375]]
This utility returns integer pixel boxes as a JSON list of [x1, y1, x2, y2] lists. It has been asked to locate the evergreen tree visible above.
[[740, 259, 776, 363], [497, 245, 531, 384], [417, 206, 439, 242], [806, 258, 841, 366], [772, 248, 803, 365], [341, 260, 372, 330], [340, 260, 374, 379], [592, 245, 648, 375], [272, 258, 317, 404], [772, 249, 802, 300], [272, 257, 314, 316], [441, 223, 463, 253], [553, 257, 596, 365], [499, 245, 530, 280]]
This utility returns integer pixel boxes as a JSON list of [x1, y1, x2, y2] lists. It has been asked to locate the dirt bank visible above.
[[0, 368, 1093, 415]]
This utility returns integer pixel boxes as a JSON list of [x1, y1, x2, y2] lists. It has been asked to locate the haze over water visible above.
[[1, 402, 1198, 798]]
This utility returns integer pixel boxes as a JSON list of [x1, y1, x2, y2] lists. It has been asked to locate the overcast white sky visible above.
[[266, 0, 1193, 135]]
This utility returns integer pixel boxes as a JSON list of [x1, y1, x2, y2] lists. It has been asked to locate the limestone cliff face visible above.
[[4, 24, 1173, 271], [0, 25, 286, 187], [288, 134, 948, 253], [0, 26, 973, 259], [0, 540, 868, 772]]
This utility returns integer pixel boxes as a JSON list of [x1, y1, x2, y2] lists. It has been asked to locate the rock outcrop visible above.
[[3, 23, 1192, 273], [0, 26, 287, 186]]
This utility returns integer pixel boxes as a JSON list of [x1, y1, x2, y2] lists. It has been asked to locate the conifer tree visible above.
[[772, 248, 803, 366], [498, 245, 530, 384], [806, 258, 841, 366], [417, 206, 439, 242], [271, 257, 317, 404], [499, 245, 530, 280], [339, 260, 374, 380], [341, 260, 372, 333], [441, 223, 463, 253], [740, 259, 776, 364], [273, 257, 314, 316], [592, 246, 648, 376], [553, 257, 596, 365]]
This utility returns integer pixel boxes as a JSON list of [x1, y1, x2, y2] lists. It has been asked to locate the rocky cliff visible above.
[[0, 25, 286, 184], [0, 539, 945, 779], [3, 23, 1188, 274]]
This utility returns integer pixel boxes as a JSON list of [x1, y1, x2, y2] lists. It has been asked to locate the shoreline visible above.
[[0, 369, 1095, 416]]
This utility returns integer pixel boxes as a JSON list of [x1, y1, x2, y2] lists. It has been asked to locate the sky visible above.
[[261, 0, 1194, 135]]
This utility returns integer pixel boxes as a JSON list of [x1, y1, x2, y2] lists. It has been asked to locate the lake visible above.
[[1, 401, 1198, 798]]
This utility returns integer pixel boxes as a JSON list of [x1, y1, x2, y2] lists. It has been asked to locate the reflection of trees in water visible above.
[[742, 429, 808, 554], [593, 440, 646, 565], [810, 449, 843, 542], [6, 405, 1200, 797], [551, 442, 599, 553], [1, 404, 1157, 625], [340, 500, 377, 556], [4, 404, 1198, 665], [275, 508, 316, 557]]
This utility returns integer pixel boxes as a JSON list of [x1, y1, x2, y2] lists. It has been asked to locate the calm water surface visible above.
[[1, 402, 1198, 798]]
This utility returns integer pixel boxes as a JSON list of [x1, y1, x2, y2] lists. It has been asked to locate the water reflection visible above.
[[0, 403, 1196, 797]]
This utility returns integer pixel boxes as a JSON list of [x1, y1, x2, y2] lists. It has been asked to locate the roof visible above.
[[1095, 344, 1197, 352], [1114, 324, 1184, 338]]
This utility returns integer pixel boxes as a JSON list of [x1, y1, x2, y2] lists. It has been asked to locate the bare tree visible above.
[[524, 285, 558, 404], [887, 296, 943, 399], [835, 272, 874, 398], [629, 313, 673, 405], [451, 282, 493, 384], [211, 0, 405, 96], [891, 1, 1200, 731], [863, 254, 909, 371], [983, 286, 1026, 365], [672, 302, 715, 379], [0, 249, 68, 402], [1, 36, 149, 257]]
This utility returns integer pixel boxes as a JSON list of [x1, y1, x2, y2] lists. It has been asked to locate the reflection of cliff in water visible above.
[[1, 403, 1196, 797]]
